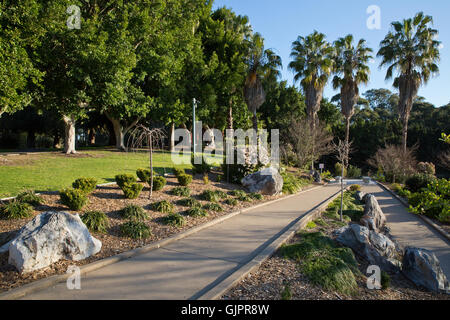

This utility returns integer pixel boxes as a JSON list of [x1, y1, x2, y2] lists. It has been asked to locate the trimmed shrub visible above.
[[334, 162, 347, 177], [115, 174, 136, 188], [136, 168, 152, 183], [230, 189, 246, 197], [177, 197, 200, 208], [214, 190, 228, 199], [81, 211, 109, 233], [120, 182, 143, 199], [249, 193, 264, 200], [173, 167, 185, 177], [224, 198, 238, 206], [201, 190, 220, 202], [16, 190, 43, 206], [237, 194, 252, 202], [153, 200, 174, 213], [203, 203, 223, 212], [171, 187, 191, 197], [177, 174, 193, 186], [349, 185, 361, 192], [72, 177, 97, 194], [120, 221, 151, 239], [163, 212, 185, 227], [347, 165, 362, 179], [187, 207, 208, 217], [60, 188, 88, 211], [121, 204, 148, 221], [405, 174, 436, 193], [0, 200, 33, 219], [152, 176, 167, 191]]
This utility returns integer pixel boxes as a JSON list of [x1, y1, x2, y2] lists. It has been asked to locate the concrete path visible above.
[[21, 185, 342, 300], [362, 184, 450, 278]]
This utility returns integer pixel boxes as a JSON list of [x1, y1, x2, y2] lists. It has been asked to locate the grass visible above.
[[324, 191, 364, 222], [80, 211, 109, 233], [0, 149, 196, 198]]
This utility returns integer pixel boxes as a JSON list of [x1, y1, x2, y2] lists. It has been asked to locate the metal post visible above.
[[193, 98, 196, 155]]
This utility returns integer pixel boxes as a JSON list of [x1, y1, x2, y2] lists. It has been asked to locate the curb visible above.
[[195, 186, 349, 300], [0, 185, 324, 300], [376, 181, 450, 243]]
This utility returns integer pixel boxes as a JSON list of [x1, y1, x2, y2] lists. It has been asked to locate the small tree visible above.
[[128, 125, 166, 199], [332, 139, 352, 222]]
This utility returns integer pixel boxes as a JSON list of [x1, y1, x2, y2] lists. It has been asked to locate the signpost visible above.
[[319, 163, 324, 175]]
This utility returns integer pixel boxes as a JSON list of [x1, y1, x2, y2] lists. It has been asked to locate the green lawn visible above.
[[0, 150, 205, 198]]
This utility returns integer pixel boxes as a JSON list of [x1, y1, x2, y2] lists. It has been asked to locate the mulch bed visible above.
[[222, 209, 450, 300], [0, 172, 299, 293]]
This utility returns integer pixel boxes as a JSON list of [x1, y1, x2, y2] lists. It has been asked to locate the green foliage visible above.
[[249, 193, 264, 200], [191, 155, 212, 175], [16, 190, 43, 206], [306, 221, 317, 229], [177, 197, 200, 208], [153, 200, 174, 213], [0, 200, 33, 219], [201, 190, 220, 202], [152, 176, 167, 191], [347, 165, 362, 179], [120, 221, 151, 239], [381, 271, 391, 290], [237, 194, 252, 202], [177, 174, 193, 186], [203, 203, 223, 212], [408, 178, 450, 223], [281, 171, 311, 194], [121, 204, 148, 221], [334, 162, 347, 177], [81, 211, 109, 233], [72, 177, 98, 194], [280, 284, 292, 300], [349, 185, 361, 192], [280, 232, 359, 295], [173, 167, 185, 177], [405, 174, 436, 193], [224, 198, 238, 206], [187, 207, 208, 217], [321, 170, 333, 180], [325, 191, 364, 222], [171, 187, 191, 197], [417, 162, 436, 175], [136, 168, 153, 183], [230, 189, 247, 197], [59, 188, 88, 211], [203, 174, 210, 185], [120, 182, 144, 199], [440, 133, 450, 145], [214, 190, 228, 199], [163, 212, 185, 227], [115, 174, 136, 189]]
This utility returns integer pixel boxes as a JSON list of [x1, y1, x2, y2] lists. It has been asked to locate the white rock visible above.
[[6, 211, 101, 273], [360, 194, 386, 232], [241, 167, 283, 195]]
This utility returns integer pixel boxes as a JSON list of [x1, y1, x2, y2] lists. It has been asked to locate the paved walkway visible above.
[[21, 185, 342, 300], [361, 184, 450, 278]]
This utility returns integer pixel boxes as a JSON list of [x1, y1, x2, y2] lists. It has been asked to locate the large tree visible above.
[[377, 12, 441, 152], [332, 35, 373, 167]]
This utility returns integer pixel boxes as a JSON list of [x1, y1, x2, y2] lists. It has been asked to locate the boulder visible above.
[[355, 191, 366, 202], [4, 211, 101, 273], [311, 170, 321, 183], [360, 195, 386, 233], [241, 167, 283, 195], [334, 224, 402, 272], [402, 247, 449, 293]]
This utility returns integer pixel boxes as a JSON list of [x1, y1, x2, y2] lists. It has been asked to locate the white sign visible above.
[[319, 164, 324, 169]]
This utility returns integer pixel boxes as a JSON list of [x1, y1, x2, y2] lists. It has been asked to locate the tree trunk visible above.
[[228, 98, 233, 130], [63, 115, 76, 154], [170, 122, 175, 152], [345, 116, 350, 168], [402, 117, 409, 154], [105, 113, 139, 151], [27, 130, 36, 149], [88, 128, 96, 145]]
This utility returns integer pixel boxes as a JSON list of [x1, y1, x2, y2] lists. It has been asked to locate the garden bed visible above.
[[0, 170, 313, 293], [222, 191, 450, 300]]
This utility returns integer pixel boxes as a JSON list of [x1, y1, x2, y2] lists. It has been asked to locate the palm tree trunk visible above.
[[345, 116, 350, 168], [402, 118, 409, 154]]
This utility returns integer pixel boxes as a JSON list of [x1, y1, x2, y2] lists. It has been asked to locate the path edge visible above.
[[0, 185, 323, 300]]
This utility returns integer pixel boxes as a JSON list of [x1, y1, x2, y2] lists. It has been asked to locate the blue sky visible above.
[[213, 0, 450, 107]]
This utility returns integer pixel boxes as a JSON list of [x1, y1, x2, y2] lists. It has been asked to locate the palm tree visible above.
[[289, 31, 333, 170], [244, 33, 282, 133], [332, 35, 373, 167], [377, 12, 441, 152], [288, 31, 333, 128]]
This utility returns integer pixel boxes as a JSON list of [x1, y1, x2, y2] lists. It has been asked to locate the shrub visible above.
[[230, 189, 246, 197], [177, 197, 200, 208], [214, 190, 228, 199], [224, 198, 238, 206], [187, 207, 208, 217], [248, 193, 263, 200], [417, 162, 436, 175], [120, 221, 151, 239], [347, 165, 362, 179], [203, 174, 210, 185], [0, 200, 33, 219], [280, 285, 292, 300], [16, 190, 43, 206], [391, 183, 402, 193], [203, 203, 223, 212], [381, 271, 391, 290], [306, 221, 317, 229], [136, 168, 153, 182], [152, 176, 167, 191], [173, 167, 185, 177], [120, 182, 144, 199], [349, 185, 361, 192], [153, 200, 174, 213], [216, 174, 223, 182], [60, 188, 88, 211], [334, 162, 347, 177], [405, 174, 436, 193], [163, 212, 185, 227], [201, 190, 220, 202], [368, 145, 417, 183], [121, 204, 148, 221], [237, 194, 252, 202], [115, 174, 136, 188], [171, 187, 190, 197], [81, 211, 109, 233], [321, 170, 333, 180], [191, 154, 212, 175], [177, 174, 193, 186], [281, 171, 311, 194], [72, 177, 97, 194]]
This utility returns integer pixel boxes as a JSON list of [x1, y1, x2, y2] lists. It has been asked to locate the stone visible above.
[[402, 247, 449, 293], [311, 170, 321, 183], [360, 195, 386, 232], [334, 224, 402, 272], [355, 191, 366, 202], [4, 211, 101, 273], [241, 167, 283, 195]]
